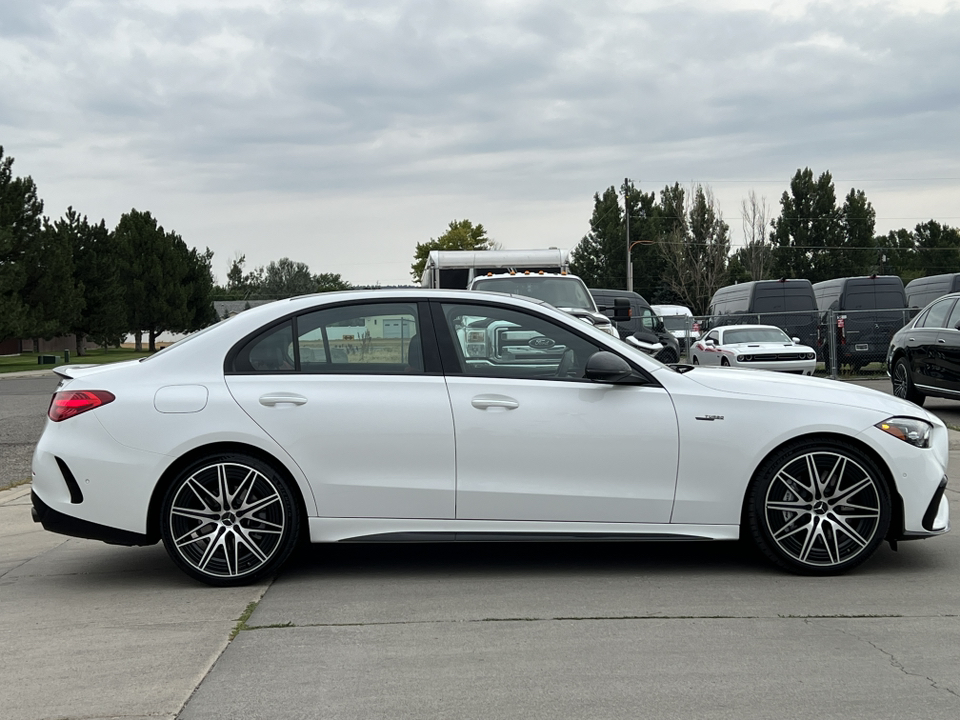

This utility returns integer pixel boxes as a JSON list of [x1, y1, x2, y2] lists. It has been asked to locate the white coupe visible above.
[[690, 324, 817, 375], [31, 290, 949, 585]]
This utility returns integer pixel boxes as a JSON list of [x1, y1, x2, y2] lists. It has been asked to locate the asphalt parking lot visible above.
[[2, 371, 959, 720]]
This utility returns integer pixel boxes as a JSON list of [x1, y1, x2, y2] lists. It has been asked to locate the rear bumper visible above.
[[31, 490, 155, 546]]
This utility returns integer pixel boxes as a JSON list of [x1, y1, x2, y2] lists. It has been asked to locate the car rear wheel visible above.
[[892, 357, 925, 406], [160, 453, 300, 586], [747, 441, 890, 575]]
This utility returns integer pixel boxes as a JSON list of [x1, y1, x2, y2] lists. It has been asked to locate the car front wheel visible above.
[[892, 357, 925, 406], [747, 441, 891, 575], [160, 453, 300, 586]]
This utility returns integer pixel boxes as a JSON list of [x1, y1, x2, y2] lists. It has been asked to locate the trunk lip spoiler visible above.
[[53, 364, 114, 380]]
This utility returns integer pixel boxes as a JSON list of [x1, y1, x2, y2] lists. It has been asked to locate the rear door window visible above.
[[917, 298, 956, 329]]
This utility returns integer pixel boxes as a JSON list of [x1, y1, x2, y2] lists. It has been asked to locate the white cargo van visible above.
[[651, 304, 699, 351]]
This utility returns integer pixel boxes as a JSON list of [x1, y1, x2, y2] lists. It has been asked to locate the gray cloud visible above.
[[1, 0, 959, 283]]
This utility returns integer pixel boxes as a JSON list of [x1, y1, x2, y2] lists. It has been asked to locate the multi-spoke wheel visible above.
[[747, 442, 891, 575], [160, 453, 300, 586], [720, 357, 730, 367], [892, 357, 925, 406]]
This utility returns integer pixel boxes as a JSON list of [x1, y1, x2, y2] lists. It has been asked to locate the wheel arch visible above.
[[739, 431, 903, 540], [145, 441, 310, 543]]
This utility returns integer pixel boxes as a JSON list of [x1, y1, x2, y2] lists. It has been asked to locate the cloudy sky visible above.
[[2, 0, 959, 285]]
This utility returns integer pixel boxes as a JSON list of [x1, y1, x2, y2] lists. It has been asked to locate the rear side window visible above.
[[917, 298, 956, 329], [945, 302, 960, 332], [229, 303, 425, 374], [297, 303, 422, 374], [232, 321, 296, 373]]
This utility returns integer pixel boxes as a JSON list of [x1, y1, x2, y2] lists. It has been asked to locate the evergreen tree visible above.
[[771, 169, 842, 283], [0, 147, 40, 341], [51, 208, 127, 354], [570, 187, 623, 289], [183, 246, 218, 331], [115, 209, 195, 352], [839, 189, 877, 276]]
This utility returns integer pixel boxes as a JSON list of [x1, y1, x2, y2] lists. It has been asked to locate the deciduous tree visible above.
[[658, 184, 730, 315], [411, 219, 493, 283]]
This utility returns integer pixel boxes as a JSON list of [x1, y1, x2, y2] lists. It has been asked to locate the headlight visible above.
[[737, 355, 746, 362], [876, 417, 932, 448]]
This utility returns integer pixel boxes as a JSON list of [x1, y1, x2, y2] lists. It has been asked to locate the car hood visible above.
[[684, 367, 936, 419], [724, 342, 813, 352]]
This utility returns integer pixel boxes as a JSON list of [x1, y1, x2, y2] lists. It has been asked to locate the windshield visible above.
[[722, 327, 791, 344], [661, 315, 692, 331], [472, 276, 596, 311]]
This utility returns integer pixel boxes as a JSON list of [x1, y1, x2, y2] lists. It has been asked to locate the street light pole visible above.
[[625, 177, 632, 292]]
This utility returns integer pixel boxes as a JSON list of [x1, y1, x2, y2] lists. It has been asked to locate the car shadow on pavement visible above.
[[277, 536, 950, 583], [281, 538, 769, 579]]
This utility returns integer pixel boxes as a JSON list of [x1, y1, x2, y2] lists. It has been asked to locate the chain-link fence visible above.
[[672, 308, 915, 378]]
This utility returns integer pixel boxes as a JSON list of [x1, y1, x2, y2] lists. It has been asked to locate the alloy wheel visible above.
[[892, 362, 909, 399], [163, 458, 296, 584], [760, 449, 884, 570]]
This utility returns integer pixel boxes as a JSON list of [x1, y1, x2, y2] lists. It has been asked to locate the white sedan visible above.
[[690, 325, 817, 375], [31, 289, 948, 585]]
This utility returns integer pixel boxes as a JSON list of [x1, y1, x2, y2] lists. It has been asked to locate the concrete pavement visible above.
[[0, 483, 268, 720], [3, 473, 959, 720], [3, 371, 959, 720]]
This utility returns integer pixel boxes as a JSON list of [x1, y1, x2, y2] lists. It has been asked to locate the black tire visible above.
[[692, 356, 700, 365], [657, 349, 678, 364], [160, 452, 301, 586], [892, 357, 925, 406], [746, 440, 891, 575], [720, 357, 730, 367]]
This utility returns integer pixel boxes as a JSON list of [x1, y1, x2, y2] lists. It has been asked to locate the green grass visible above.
[[0, 348, 153, 374]]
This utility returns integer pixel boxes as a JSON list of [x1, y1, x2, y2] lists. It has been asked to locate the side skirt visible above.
[[309, 517, 739, 543]]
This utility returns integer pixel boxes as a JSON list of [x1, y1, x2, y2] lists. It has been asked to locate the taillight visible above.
[[48, 390, 116, 422]]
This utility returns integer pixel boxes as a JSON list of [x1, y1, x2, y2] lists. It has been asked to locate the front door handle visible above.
[[259, 393, 308, 407], [471, 395, 519, 410], [938, 339, 947, 344]]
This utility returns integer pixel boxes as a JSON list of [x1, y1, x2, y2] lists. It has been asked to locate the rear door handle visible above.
[[259, 394, 308, 406], [471, 395, 519, 410]]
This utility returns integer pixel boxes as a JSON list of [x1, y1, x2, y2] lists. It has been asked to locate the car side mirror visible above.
[[705, 339, 715, 347], [584, 351, 637, 383], [611, 298, 631, 323], [792, 337, 800, 344]]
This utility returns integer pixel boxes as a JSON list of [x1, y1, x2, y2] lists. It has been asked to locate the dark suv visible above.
[[888, 292, 960, 405], [589, 289, 681, 364]]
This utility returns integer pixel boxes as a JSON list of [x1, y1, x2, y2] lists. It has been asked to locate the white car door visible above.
[[434, 301, 680, 524], [225, 301, 456, 519]]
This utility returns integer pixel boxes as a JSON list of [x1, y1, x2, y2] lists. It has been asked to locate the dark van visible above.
[[706, 279, 818, 348], [905, 273, 960, 312], [812, 275, 908, 370], [590, 289, 681, 363]]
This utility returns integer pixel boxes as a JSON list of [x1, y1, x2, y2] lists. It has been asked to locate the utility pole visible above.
[[624, 177, 632, 292]]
